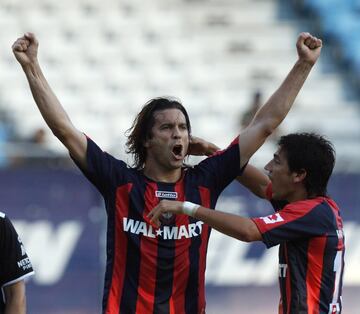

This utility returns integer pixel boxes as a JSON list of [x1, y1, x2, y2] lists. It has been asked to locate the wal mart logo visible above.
[[155, 191, 178, 199]]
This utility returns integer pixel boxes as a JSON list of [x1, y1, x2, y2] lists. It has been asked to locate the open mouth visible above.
[[172, 144, 183, 158]]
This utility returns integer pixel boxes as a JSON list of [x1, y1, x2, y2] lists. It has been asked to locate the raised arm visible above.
[[12, 33, 87, 169], [238, 32, 322, 168], [3, 281, 26, 314], [148, 200, 261, 242]]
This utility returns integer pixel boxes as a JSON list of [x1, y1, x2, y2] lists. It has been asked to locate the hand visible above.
[[188, 136, 220, 156], [12, 32, 39, 67], [147, 200, 184, 227], [296, 32, 322, 66]]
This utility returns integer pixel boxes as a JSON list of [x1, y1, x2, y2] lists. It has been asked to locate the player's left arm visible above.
[[238, 33, 322, 168], [3, 280, 26, 314], [148, 200, 262, 242]]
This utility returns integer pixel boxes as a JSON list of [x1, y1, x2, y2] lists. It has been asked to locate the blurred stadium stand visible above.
[[0, 0, 359, 171], [0, 0, 359, 313]]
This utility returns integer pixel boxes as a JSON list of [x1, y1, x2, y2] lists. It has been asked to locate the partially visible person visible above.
[[240, 90, 263, 129], [150, 133, 345, 314], [241, 90, 281, 140], [0, 212, 34, 314]]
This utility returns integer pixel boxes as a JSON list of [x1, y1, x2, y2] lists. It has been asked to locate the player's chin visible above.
[[169, 157, 184, 168]]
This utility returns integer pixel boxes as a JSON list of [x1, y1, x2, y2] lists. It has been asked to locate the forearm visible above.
[[4, 298, 26, 314], [22, 61, 75, 141], [193, 206, 261, 242], [4, 283, 26, 314], [254, 59, 314, 134]]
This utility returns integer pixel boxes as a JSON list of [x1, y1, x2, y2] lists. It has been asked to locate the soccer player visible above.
[[149, 133, 345, 314], [12, 32, 321, 313], [0, 212, 34, 314]]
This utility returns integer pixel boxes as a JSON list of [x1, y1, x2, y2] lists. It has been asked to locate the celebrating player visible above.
[[0, 212, 34, 314], [13, 31, 321, 313], [149, 133, 344, 314]]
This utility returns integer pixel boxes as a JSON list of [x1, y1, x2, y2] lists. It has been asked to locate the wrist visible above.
[[22, 59, 40, 74], [182, 201, 200, 217], [296, 58, 316, 68]]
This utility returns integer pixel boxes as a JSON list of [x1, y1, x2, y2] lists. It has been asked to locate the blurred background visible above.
[[0, 0, 359, 313]]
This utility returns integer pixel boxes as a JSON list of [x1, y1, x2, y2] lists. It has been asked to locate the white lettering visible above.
[[123, 218, 140, 233], [155, 191, 178, 199], [336, 229, 344, 239], [122, 218, 204, 240], [188, 223, 197, 237], [136, 222, 148, 235], [163, 226, 178, 240], [196, 221, 204, 234], [177, 225, 189, 239], [147, 225, 156, 238], [278, 264, 287, 278]]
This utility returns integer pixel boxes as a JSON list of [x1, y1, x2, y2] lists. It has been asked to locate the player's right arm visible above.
[[3, 281, 26, 314], [12, 32, 87, 169]]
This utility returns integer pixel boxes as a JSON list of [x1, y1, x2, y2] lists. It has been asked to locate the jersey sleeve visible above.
[[194, 136, 244, 193], [72, 137, 128, 195], [0, 214, 34, 288], [252, 199, 334, 248]]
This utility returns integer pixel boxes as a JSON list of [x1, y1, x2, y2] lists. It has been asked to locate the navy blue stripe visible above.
[[278, 244, 288, 314], [153, 183, 176, 314], [184, 184, 203, 314], [287, 240, 309, 313], [120, 178, 147, 313]]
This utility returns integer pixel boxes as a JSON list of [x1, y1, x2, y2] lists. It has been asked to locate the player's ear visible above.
[[293, 169, 306, 184]]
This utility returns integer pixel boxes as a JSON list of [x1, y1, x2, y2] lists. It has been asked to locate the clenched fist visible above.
[[296, 32, 322, 66], [12, 32, 39, 67]]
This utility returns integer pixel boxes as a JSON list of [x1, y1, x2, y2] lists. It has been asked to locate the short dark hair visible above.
[[278, 132, 335, 197], [126, 97, 191, 169]]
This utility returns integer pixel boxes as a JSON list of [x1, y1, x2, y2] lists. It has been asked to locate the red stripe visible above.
[[170, 178, 189, 314], [284, 244, 292, 314], [306, 236, 327, 314], [105, 183, 133, 313], [135, 181, 159, 313], [198, 186, 211, 312]]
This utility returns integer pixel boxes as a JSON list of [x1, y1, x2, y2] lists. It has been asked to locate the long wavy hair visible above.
[[126, 97, 191, 169]]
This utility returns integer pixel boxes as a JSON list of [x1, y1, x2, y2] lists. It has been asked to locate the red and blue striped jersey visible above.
[[77, 137, 241, 314], [252, 185, 345, 314]]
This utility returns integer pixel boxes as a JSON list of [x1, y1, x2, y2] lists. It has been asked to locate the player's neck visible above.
[[287, 187, 309, 203], [143, 164, 182, 183]]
